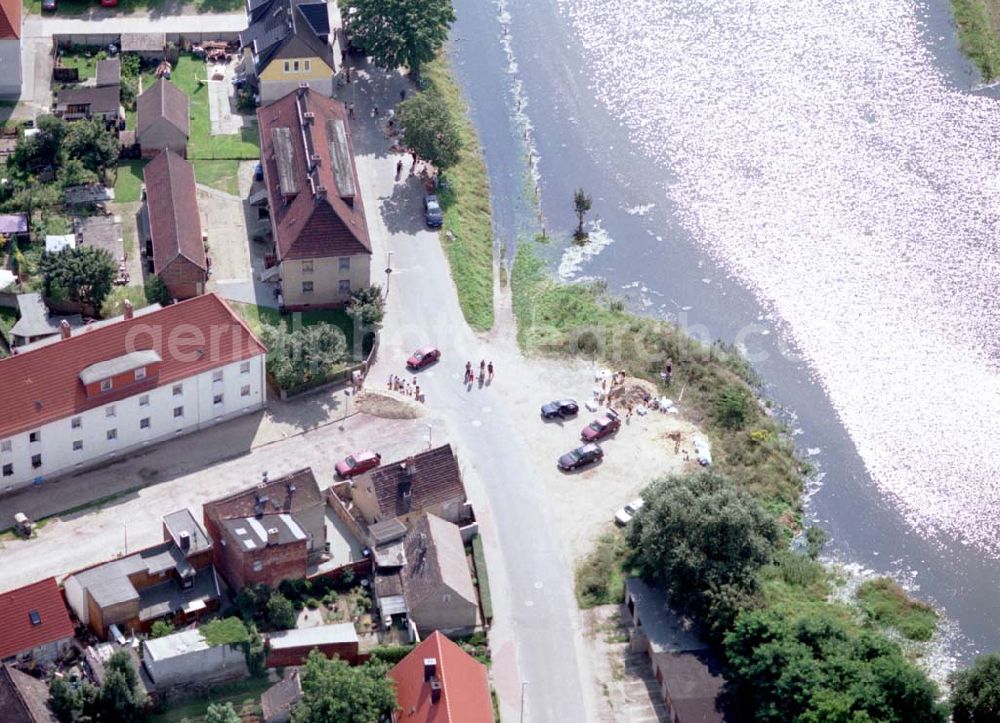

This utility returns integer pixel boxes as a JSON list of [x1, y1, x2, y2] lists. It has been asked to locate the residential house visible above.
[[257, 86, 371, 310], [260, 668, 302, 723], [0, 293, 266, 492], [120, 33, 165, 62], [374, 514, 478, 638], [350, 444, 467, 528], [240, 0, 335, 102], [0, 0, 21, 98], [64, 510, 220, 638], [53, 85, 122, 123], [0, 213, 28, 240], [142, 149, 207, 299], [0, 664, 58, 723], [95, 57, 121, 88], [389, 631, 493, 723], [136, 78, 189, 159], [8, 293, 82, 347], [266, 623, 360, 667], [624, 578, 733, 722], [142, 627, 248, 689], [203, 468, 326, 591], [0, 578, 75, 664]]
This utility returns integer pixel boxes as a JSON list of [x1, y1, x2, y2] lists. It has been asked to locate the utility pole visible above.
[[520, 681, 527, 723], [385, 250, 394, 297]]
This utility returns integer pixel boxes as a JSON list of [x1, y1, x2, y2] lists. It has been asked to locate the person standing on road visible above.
[[488, 361, 494, 381], [465, 361, 472, 384], [479, 360, 486, 379], [396, 158, 403, 179]]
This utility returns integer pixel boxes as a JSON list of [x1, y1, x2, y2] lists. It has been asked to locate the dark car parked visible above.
[[424, 194, 443, 228], [558, 443, 604, 471], [541, 399, 579, 419]]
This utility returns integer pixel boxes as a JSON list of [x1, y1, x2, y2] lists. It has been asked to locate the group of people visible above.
[[464, 360, 495, 385], [388, 374, 423, 403]]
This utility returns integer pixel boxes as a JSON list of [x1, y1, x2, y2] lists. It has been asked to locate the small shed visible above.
[[121, 33, 166, 61], [0, 213, 28, 238], [142, 628, 248, 690], [45, 234, 76, 254], [136, 78, 189, 159], [260, 668, 302, 723], [266, 623, 361, 668], [95, 57, 121, 87]]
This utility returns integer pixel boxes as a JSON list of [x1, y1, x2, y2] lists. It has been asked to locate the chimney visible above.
[[267, 527, 280, 546], [179, 530, 190, 551], [60, 319, 71, 339], [123, 299, 133, 320], [303, 111, 315, 122], [430, 679, 443, 704], [315, 184, 327, 199], [297, 82, 309, 96], [423, 658, 437, 682]]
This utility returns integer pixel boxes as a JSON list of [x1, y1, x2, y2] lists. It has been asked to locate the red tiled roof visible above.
[[0, 578, 74, 661], [0, 0, 21, 40], [0, 294, 266, 439], [136, 78, 190, 138], [144, 150, 206, 273], [257, 87, 371, 261], [390, 631, 492, 723]]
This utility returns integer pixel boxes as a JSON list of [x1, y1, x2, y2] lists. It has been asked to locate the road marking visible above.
[[471, 420, 483, 427], [534, 581, 544, 589], [482, 406, 492, 413], [524, 600, 534, 607]]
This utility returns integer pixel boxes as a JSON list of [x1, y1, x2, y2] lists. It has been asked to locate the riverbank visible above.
[[951, 0, 1000, 79]]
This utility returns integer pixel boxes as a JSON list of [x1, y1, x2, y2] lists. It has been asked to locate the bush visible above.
[[471, 534, 493, 621], [368, 645, 416, 665], [150, 620, 174, 638], [856, 577, 938, 642], [574, 532, 626, 608], [713, 385, 754, 430], [950, 653, 1000, 723], [261, 322, 349, 390], [266, 592, 296, 630]]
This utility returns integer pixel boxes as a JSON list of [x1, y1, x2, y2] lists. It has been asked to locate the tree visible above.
[[64, 118, 119, 179], [344, 0, 455, 77], [713, 384, 754, 429], [950, 653, 1000, 722], [261, 323, 349, 390], [573, 188, 592, 240], [38, 246, 117, 311], [150, 619, 174, 638], [292, 650, 396, 723], [245, 623, 267, 676], [627, 471, 778, 639], [266, 591, 297, 630], [397, 90, 463, 171], [725, 609, 946, 722], [90, 650, 149, 722], [57, 157, 99, 189], [50, 675, 85, 722], [3, 183, 62, 227], [144, 274, 171, 306], [205, 702, 242, 723], [347, 285, 385, 328], [7, 115, 67, 180]]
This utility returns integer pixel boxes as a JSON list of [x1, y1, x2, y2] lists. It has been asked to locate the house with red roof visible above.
[[0, 578, 75, 665], [257, 86, 371, 310], [389, 631, 493, 723], [0, 0, 21, 98], [0, 294, 266, 492], [142, 150, 208, 299]]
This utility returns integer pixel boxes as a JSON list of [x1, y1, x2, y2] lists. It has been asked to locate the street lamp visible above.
[[385, 250, 394, 296]]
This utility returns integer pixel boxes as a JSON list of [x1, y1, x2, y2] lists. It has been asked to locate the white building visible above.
[[142, 627, 249, 689], [0, 0, 21, 99], [0, 294, 267, 493]]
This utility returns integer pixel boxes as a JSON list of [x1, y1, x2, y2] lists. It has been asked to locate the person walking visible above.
[[372, 104, 379, 118], [487, 361, 494, 381], [465, 361, 472, 384], [479, 360, 486, 380], [396, 158, 403, 179], [348, 103, 355, 119]]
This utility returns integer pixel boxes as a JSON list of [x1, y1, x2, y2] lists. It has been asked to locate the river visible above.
[[447, 0, 1000, 665]]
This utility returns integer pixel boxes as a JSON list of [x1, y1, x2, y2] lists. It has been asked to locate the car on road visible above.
[[100, 0, 117, 6], [581, 410, 620, 441], [406, 346, 441, 370], [423, 194, 443, 228], [557, 443, 603, 471], [615, 499, 644, 526], [541, 399, 579, 419], [335, 450, 382, 478], [42, 0, 57, 10]]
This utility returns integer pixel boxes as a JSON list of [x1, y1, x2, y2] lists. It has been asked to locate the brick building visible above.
[[203, 468, 326, 591], [265, 623, 361, 667]]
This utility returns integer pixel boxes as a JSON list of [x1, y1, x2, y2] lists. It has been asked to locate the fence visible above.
[[52, 32, 241, 54]]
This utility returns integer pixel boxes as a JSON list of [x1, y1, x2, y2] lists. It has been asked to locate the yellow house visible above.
[[239, 0, 336, 102]]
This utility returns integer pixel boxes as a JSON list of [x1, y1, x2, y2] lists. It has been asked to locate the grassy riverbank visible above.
[[422, 56, 495, 331], [952, 0, 1000, 80]]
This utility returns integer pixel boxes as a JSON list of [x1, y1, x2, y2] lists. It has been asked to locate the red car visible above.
[[335, 450, 381, 478], [100, 0, 118, 6], [581, 410, 621, 442], [406, 346, 441, 370]]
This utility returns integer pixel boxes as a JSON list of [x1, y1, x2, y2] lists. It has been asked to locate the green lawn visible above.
[[148, 676, 271, 723], [193, 160, 242, 195], [230, 301, 356, 354], [114, 160, 146, 203], [56, 52, 98, 80]]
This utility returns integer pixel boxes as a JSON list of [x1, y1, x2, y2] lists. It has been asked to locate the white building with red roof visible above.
[[0, 294, 266, 492]]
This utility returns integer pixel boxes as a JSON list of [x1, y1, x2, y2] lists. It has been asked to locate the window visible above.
[[2, 464, 12, 477], [302, 260, 314, 274], [29, 611, 41, 626], [213, 393, 224, 406], [139, 395, 150, 407], [106, 405, 116, 418], [73, 440, 83, 451], [106, 429, 117, 441], [252, 560, 263, 572], [71, 417, 82, 429], [240, 361, 251, 375], [302, 281, 314, 294], [29, 431, 40, 444], [0, 440, 10, 452], [140, 418, 151, 430], [173, 406, 184, 418], [241, 385, 251, 398], [339, 279, 351, 293], [172, 384, 183, 396], [304, 60, 310, 72], [100, 378, 112, 392], [134, 367, 146, 381], [283, 61, 290, 72], [293, 60, 300, 72], [213, 370, 224, 383], [338, 256, 350, 271], [31, 454, 41, 468]]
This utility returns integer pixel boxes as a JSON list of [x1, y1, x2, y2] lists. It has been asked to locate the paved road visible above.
[[22, 12, 245, 38]]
